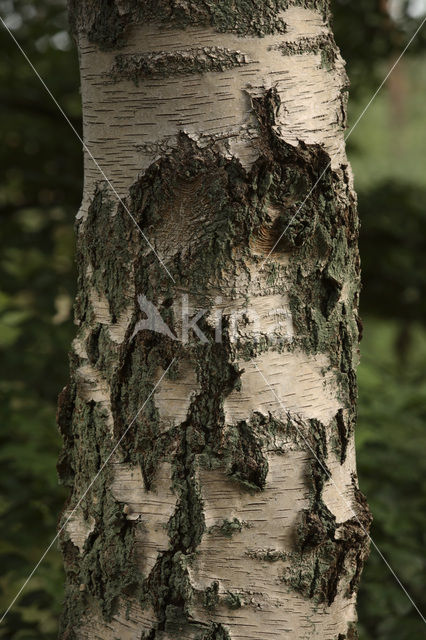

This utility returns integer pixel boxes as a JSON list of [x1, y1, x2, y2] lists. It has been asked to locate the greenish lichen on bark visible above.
[[285, 503, 371, 607], [208, 517, 246, 537], [224, 591, 243, 609], [145, 549, 194, 630], [78, 491, 141, 616], [245, 548, 287, 561]]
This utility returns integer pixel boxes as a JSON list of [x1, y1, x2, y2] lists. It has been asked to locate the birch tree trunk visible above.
[[58, 1, 371, 638]]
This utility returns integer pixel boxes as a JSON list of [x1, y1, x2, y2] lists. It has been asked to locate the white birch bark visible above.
[[58, 2, 370, 639]]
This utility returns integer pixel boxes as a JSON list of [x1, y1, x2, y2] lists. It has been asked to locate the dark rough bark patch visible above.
[[110, 330, 181, 489], [338, 621, 359, 640], [225, 419, 269, 490], [110, 48, 251, 83], [68, 1, 333, 49], [68, 0, 290, 48], [56, 380, 77, 488], [168, 427, 206, 554], [69, 0, 132, 49], [281, 417, 371, 606], [127, 132, 257, 298], [274, 32, 338, 70], [287, 510, 371, 606], [78, 491, 141, 616], [58, 398, 142, 636], [198, 623, 232, 640], [203, 581, 220, 609], [334, 408, 351, 464], [286, 173, 360, 361], [145, 549, 194, 629], [225, 591, 243, 609], [80, 184, 134, 322], [248, 87, 337, 253]]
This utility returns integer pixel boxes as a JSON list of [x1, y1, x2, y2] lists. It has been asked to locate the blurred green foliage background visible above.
[[0, 1, 425, 638]]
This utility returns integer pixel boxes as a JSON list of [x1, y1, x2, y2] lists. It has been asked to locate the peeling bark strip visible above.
[[59, 1, 370, 638]]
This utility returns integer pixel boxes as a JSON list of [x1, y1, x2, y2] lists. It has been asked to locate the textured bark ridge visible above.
[[69, 0, 330, 48], [59, 1, 370, 638]]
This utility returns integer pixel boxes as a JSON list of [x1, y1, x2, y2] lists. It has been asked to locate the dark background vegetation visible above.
[[0, 1, 425, 637]]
